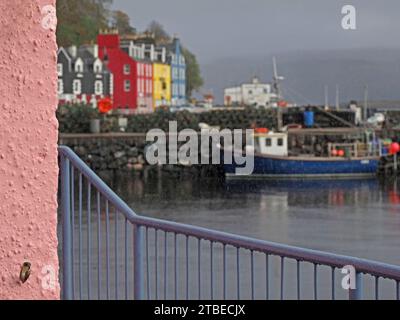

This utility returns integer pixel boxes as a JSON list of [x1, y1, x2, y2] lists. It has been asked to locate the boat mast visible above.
[[363, 84, 369, 122], [273, 57, 284, 130], [324, 85, 329, 109]]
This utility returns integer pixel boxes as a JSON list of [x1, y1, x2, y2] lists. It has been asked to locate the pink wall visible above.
[[0, 0, 60, 299]]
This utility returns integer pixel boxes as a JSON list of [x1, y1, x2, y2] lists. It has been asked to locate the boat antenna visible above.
[[336, 84, 340, 111]]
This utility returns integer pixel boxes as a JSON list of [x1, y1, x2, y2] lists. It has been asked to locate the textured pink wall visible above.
[[0, 0, 60, 299]]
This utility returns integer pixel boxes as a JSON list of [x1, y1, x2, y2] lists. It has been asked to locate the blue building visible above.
[[168, 37, 186, 106]]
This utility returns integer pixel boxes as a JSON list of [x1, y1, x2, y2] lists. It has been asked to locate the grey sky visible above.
[[112, 0, 400, 64]]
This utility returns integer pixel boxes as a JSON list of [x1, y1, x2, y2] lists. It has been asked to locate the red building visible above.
[[98, 32, 153, 112]]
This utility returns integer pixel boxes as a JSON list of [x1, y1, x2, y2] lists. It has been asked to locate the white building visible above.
[[224, 77, 278, 108]]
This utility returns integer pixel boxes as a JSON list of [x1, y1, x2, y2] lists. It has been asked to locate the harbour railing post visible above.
[[61, 153, 73, 300], [134, 225, 144, 300], [349, 271, 363, 300]]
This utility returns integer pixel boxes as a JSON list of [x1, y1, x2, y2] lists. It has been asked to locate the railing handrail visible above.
[[59, 145, 400, 282]]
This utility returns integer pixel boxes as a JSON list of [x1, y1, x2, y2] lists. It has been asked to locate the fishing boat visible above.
[[221, 130, 381, 179]]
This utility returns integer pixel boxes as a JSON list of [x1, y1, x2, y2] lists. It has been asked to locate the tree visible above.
[[56, 0, 112, 47], [183, 48, 204, 97], [111, 10, 136, 35], [146, 21, 171, 43]]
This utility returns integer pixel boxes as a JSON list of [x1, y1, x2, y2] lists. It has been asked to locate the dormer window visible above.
[[75, 58, 83, 73], [57, 63, 63, 77], [93, 59, 102, 73]]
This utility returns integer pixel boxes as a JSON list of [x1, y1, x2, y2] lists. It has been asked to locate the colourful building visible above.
[[168, 37, 186, 106], [98, 32, 137, 110], [153, 63, 171, 108], [121, 39, 153, 113]]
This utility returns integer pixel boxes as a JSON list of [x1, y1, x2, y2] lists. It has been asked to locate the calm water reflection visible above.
[[106, 174, 400, 266]]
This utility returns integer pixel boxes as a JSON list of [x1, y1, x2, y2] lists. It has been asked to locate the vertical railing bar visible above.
[[61, 155, 72, 300], [155, 229, 158, 300], [164, 231, 167, 300], [223, 244, 227, 300], [133, 225, 144, 300], [87, 182, 91, 300], [78, 173, 83, 300], [397, 281, 399, 300], [237, 247, 240, 300], [174, 233, 177, 300], [70, 165, 75, 300], [280, 257, 284, 300], [375, 276, 379, 300], [146, 227, 150, 300], [125, 218, 128, 300], [198, 238, 201, 300], [115, 208, 119, 300], [97, 191, 101, 300], [186, 236, 189, 300], [210, 241, 214, 300], [250, 250, 255, 300], [105, 200, 110, 300], [265, 254, 269, 300], [349, 272, 363, 300], [314, 264, 318, 300], [297, 260, 300, 300], [331, 267, 335, 300]]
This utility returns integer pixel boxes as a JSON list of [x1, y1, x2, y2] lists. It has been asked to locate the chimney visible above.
[[93, 44, 99, 58], [68, 45, 77, 58]]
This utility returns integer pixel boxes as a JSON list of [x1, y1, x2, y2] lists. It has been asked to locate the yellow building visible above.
[[153, 63, 171, 108]]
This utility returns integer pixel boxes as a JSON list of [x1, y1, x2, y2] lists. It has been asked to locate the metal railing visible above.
[[59, 146, 400, 300]]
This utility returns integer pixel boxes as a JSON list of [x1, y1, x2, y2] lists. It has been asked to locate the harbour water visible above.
[[110, 174, 400, 267], [65, 173, 400, 300]]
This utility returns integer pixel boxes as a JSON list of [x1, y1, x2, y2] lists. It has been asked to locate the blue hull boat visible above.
[[224, 154, 380, 179]]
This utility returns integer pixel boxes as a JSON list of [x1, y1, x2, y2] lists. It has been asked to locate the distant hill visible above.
[[201, 48, 400, 105]]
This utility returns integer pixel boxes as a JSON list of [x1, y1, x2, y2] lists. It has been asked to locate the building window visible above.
[[94, 81, 103, 95], [94, 60, 102, 73], [124, 64, 131, 75], [110, 74, 114, 95], [265, 138, 272, 147], [124, 80, 131, 92], [162, 82, 167, 91], [277, 138, 284, 146], [75, 60, 83, 73], [57, 64, 63, 77], [57, 79, 64, 94], [73, 79, 81, 95]]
